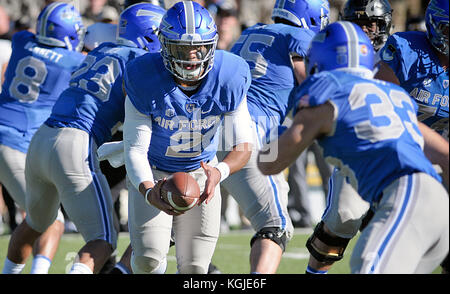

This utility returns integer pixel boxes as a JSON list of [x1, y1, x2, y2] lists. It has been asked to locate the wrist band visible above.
[[215, 162, 230, 182], [144, 188, 153, 206]]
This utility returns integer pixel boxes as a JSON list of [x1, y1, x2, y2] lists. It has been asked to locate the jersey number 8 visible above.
[[9, 56, 48, 103]]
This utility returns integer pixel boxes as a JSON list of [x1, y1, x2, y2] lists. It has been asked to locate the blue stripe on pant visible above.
[[367, 174, 415, 273], [87, 137, 111, 244]]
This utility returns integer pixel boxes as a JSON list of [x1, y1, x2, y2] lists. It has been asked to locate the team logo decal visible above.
[[165, 108, 175, 117], [360, 44, 369, 56], [444, 80, 449, 89], [186, 103, 197, 113]]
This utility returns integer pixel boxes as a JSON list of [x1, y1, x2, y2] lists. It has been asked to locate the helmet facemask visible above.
[[159, 33, 218, 82], [341, 0, 392, 51], [349, 15, 391, 51], [427, 14, 449, 56]]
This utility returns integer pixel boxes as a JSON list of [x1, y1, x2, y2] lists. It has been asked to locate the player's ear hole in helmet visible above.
[[35, 2, 86, 52], [158, 1, 218, 82]]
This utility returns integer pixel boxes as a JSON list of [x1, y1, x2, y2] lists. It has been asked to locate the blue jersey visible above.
[[295, 70, 440, 204], [46, 42, 147, 146], [379, 31, 449, 135], [0, 31, 84, 153], [124, 50, 251, 172], [231, 23, 314, 132]]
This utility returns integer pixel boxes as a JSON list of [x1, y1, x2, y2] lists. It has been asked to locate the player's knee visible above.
[[178, 264, 207, 274], [250, 227, 288, 252], [131, 253, 166, 274], [306, 221, 351, 263]]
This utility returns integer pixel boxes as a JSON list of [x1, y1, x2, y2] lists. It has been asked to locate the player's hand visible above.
[[199, 161, 221, 205], [146, 178, 183, 216]]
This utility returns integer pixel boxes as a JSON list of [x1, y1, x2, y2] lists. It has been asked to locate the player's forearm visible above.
[[257, 123, 307, 175], [123, 96, 154, 191], [258, 104, 334, 175], [374, 61, 400, 85], [222, 142, 252, 175]]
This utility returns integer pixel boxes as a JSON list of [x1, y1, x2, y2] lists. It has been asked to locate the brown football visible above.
[[160, 172, 201, 211]]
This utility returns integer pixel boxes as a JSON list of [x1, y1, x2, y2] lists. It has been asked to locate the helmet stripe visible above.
[[183, 1, 195, 35], [340, 21, 360, 68], [40, 2, 64, 37]]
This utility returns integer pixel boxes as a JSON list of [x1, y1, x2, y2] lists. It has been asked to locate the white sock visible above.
[[2, 257, 26, 274], [69, 262, 93, 274], [30, 255, 52, 274]]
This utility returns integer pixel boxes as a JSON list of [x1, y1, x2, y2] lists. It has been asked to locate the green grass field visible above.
[[0, 228, 360, 274], [0, 228, 441, 274]]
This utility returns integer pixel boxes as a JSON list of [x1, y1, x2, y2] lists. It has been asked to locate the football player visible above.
[[302, 0, 394, 274], [341, 0, 393, 52], [2, 3, 165, 274], [376, 0, 448, 145], [122, 1, 253, 274], [0, 2, 85, 274], [375, 0, 449, 273], [216, 0, 328, 273], [258, 21, 449, 273]]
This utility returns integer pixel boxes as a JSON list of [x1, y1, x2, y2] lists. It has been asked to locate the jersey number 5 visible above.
[[234, 30, 275, 79]]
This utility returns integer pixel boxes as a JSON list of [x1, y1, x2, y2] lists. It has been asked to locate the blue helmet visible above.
[[36, 2, 85, 52], [158, 1, 218, 81], [271, 0, 330, 33], [305, 21, 374, 75], [124, 0, 165, 9], [117, 3, 166, 52], [425, 0, 449, 56]]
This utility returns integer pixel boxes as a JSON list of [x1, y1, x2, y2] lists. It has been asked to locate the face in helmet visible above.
[[116, 3, 166, 52], [425, 0, 449, 56], [305, 21, 374, 76], [36, 2, 85, 52], [341, 0, 392, 51], [159, 1, 218, 82], [271, 0, 330, 33]]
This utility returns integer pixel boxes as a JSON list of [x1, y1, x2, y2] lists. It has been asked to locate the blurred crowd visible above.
[[0, 0, 430, 47]]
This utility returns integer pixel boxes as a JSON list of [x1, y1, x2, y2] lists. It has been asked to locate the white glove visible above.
[[97, 141, 125, 168]]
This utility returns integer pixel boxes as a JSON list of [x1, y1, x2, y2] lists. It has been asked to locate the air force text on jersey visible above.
[[153, 113, 220, 132]]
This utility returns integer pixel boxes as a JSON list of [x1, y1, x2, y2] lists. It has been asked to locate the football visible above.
[[160, 172, 201, 211]]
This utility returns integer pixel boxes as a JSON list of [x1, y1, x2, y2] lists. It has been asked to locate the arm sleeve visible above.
[[123, 95, 154, 190], [222, 95, 254, 150]]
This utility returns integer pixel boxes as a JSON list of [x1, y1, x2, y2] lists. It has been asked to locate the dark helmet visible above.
[[341, 0, 392, 51]]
